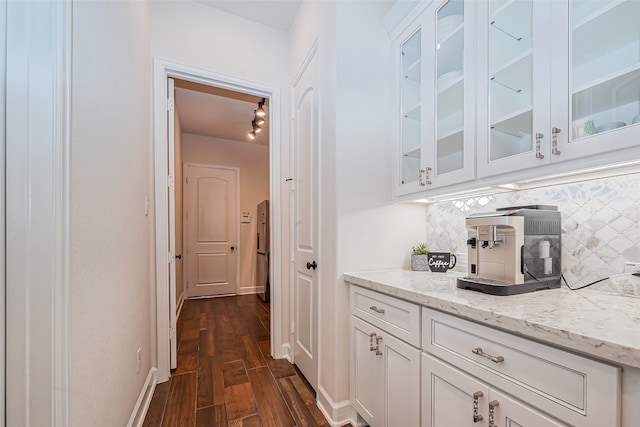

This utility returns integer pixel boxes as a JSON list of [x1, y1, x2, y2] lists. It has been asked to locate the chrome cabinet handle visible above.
[[552, 127, 561, 155], [472, 347, 505, 363], [473, 391, 484, 422], [369, 305, 385, 314], [535, 133, 545, 159], [369, 332, 377, 351], [489, 399, 500, 427], [418, 168, 426, 186], [375, 336, 383, 356], [424, 167, 432, 185]]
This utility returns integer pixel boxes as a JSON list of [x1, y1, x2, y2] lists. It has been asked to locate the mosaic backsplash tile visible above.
[[425, 173, 640, 296]]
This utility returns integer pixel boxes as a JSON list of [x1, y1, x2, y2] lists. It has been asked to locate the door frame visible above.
[[182, 163, 241, 298], [153, 58, 284, 382]]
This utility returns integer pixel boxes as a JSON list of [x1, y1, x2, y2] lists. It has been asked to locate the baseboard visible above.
[[237, 285, 261, 295], [317, 385, 352, 427], [126, 367, 157, 427], [280, 343, 292, 362]]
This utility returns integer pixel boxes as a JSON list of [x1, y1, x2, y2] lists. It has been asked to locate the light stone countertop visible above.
[[344, 269, 640, 369]]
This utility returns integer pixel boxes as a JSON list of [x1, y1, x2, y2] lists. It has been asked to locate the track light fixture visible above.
[[247, 98, 267, 140], [255, 98, 266, 118]]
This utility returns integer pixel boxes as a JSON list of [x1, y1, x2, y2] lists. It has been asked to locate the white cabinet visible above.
[[393, 0, 476, 197], [422, 307, 621, 426], [390, 0, 640, 196], [476, 0, 640, 178], [349, 286, 421, 427], [424, 354, 567, 426]]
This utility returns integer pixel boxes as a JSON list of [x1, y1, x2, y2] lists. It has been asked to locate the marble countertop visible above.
[[344, 269, 640, 369]]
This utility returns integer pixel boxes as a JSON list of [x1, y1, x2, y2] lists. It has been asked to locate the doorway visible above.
[[153, 59, 285, 382]]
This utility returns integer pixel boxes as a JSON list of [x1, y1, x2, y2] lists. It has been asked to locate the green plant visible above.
[[411, 243, 429, 255]]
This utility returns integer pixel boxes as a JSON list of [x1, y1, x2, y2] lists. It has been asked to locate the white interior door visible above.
[[167, 77, 178, 369], [291, 46, 320, 390], [185, 164, 238, 298]]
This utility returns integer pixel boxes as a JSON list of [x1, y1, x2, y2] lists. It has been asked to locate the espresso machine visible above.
[[457, 205, 562, 295]]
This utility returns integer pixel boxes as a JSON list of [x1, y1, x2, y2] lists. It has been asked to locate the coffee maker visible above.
[[457, 205, 562, 295]]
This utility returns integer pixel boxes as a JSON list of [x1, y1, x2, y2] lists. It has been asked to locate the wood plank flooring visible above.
[[143, 295, 351, 427]]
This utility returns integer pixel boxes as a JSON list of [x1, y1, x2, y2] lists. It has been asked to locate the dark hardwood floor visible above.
[[143, 295, 351, 427]]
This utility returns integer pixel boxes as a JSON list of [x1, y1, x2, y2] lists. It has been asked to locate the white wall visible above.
[[150, 0, 291, 352], [181, 134, 270, 292], [289, 0, 426, 421], [69, 1, 153, 426]]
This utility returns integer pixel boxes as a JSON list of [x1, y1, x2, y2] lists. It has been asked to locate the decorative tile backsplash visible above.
[[425, 173, 640, 296]]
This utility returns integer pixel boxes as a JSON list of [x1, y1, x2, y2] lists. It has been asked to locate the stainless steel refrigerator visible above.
[[256, 200, 270, 302]]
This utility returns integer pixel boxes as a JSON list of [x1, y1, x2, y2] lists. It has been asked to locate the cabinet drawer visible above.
[[350, 286, 420, 347], [423, 308, 620, 426]]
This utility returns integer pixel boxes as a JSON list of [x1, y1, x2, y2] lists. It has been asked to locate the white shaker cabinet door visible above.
[[423, 353, 490, 426], [351, 315, 421, 427]]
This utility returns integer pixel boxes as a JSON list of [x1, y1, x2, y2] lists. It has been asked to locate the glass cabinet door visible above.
[[435, 0, 465, 175], [400, 29, 422, 187], [487, 0, 534, 162], [568, 0, 640, 142]]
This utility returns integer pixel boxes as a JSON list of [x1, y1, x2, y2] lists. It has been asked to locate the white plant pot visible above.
[[411, 254, 430, 271]]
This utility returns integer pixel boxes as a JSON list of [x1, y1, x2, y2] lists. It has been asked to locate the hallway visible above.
[[143, 295, 345, 426]]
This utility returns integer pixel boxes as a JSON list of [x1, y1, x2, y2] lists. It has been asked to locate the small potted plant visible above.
[[411, 243, 430, 271]]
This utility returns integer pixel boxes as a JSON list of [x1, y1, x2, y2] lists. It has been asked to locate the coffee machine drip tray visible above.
[[457, 276, 561, 296]]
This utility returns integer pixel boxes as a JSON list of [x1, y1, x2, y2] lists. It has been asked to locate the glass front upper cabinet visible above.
[[569, 0, 640, 141], [487, 0, 534, 162], [400, 29, 422, 187]]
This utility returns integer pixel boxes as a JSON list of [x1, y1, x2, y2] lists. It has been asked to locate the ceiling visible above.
[[174, 80, 270, 146], [195, 0, 302, 31]]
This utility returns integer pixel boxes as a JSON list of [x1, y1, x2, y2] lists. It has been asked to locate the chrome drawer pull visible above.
[[369, 332, 377, 351], [472, 391, 483, 422], [369, 305, 385, 314], [472, 347, 505, 363], [489, 399, 499, 427]]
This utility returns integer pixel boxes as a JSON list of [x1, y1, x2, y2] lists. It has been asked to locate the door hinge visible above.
[[167, 175, 174, 187], [167, 98, 174, 111], [168, 251, 175, 263], [169, 326, 176, 340]]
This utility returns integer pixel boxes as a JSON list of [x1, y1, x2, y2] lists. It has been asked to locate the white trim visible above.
[[126, 368, 158, 427], [0, 0, 7, 424], [237, 286, 262, 295], [153, 58, 284, 381], [317, 385, 352, 427], [5, 1, 71, 425]]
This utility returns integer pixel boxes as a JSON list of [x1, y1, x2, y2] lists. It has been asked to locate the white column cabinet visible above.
[[390, 0, 640, 196]]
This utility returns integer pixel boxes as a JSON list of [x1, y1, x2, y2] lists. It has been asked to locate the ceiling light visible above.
[[254, 114, 265, 127], [255, 98, 266, 118], [252, 120, 262, 134], [248, 130, 256, 140]]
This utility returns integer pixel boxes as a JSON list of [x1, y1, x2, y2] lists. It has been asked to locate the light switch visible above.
[[241, 211, 251, 223]]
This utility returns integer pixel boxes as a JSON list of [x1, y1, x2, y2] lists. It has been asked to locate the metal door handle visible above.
[[489, 400, 500, 427], [535, 132, 545, 159], [175, 254, 182, 260], [230, 246, 235, 251], [473, 391, 484, 422], [306, 261, 317, 270]]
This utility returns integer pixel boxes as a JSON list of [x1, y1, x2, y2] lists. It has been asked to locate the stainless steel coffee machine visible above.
[[457, 205, 562, 295]]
